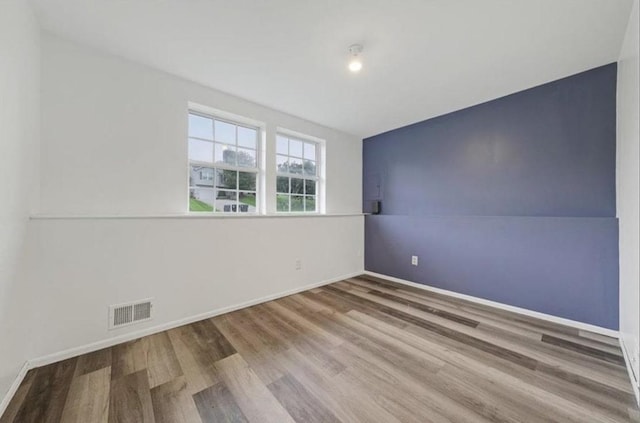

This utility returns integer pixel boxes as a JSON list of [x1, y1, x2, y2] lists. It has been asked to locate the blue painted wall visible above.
[[363, 64, 619, 329]]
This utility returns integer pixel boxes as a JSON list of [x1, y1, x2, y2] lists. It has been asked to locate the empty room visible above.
[[1, 0, 639, 422]]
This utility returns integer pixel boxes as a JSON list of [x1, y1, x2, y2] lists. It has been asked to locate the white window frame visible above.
[[187, 108, 262, 214], [275, 131, 323, 213]]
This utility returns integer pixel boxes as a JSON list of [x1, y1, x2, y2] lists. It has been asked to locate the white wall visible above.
[[23, 34, 363, 364], [617, 0, 640, 391], [40, 34, 361, 216], [0, 0, 40, 404], [26, 216, 362, 361]]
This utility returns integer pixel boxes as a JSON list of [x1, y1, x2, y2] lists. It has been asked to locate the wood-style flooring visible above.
[[2, 275, 638, 422]]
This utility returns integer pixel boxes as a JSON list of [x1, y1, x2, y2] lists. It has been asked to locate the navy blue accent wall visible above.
[[363, 64, 619, 329]]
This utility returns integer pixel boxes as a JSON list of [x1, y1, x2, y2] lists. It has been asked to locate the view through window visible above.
[[276, 134, 318, 212], [188, 112, 259, 213]]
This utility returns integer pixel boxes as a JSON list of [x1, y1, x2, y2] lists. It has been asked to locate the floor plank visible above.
[[579, 330, 621, 347], [108, 370, 155, 423], [274, 346, 405, 423], [542, 334, 626, 365], [0, 369, 36, 423], [212, 311, 288, 385], [193, 381, 248, 423], [146, 332, 184, 389], [111, 338, 149, 380], [267, 374, 341, 423], [74, 347, 112, 377], [59, 367, 111, 423], [12, 358, 77, 423], [167, 322, 225, 394], [214, 354, 296, 423], [150, 376, 201, 423]]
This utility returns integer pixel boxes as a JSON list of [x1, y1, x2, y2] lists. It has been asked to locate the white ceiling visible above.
[[32, 0, 634, 138]]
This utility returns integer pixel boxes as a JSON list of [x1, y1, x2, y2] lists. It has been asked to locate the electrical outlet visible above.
[[295, 259, 302, 270], [411, 255, 418, 266]]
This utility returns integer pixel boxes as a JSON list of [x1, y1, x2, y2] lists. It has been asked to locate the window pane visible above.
[[277, 194, 289, 212], [189, 187, 214, 212], [237, 126, 257, 149], [305, 195, 316, 212], [188, 138, 213, 163], [276, 136, 288, 155], [305, 179, 316, 195], [215, 144, 237, 166], [303, 142, 316, 160], [189, 114, 213, 140], [291, 195, 304, 212], [289, 157, 303, 174], [303, 160, 316, 176], [200, 168, 215, 182], [238, 192, 256, 212], [216, 169, 237, 190], [276, 176, 289, 193], [289, 139, 303, 157], [238, 172, 256, 191], [276, 155, 289, 173], [216, 190, 237, 212], [290, 178, 304, 194], [237, 148, 256, 168], [215, 120, 235, 144], [189, 165, 214, 187]]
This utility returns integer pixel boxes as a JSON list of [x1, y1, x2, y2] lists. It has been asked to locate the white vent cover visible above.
[[109, 298, 153, 329]]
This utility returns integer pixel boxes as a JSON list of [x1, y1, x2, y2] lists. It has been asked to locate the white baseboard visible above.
[[620, 336, 640, 406], [0, 361, 30, 419], [28, 271, 362, 370], [364, 271, 619, 338]]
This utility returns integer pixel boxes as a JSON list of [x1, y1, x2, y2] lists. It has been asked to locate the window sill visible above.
[[29, 213, 366, 220]]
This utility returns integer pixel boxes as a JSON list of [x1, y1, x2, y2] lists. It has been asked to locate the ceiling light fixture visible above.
[[348, 44, 363, 73]]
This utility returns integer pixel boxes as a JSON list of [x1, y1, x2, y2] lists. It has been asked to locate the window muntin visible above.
[[188, 111, 259, 213], [276, 134, 318, 212]]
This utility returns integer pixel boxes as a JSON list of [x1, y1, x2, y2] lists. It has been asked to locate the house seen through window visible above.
[[188, 111, 259, 213]]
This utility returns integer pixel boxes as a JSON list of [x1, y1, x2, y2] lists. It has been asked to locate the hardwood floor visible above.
[[2, 275, 639, 422]]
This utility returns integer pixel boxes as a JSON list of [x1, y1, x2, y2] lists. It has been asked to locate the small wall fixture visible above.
[[348, 44, 363, 73]]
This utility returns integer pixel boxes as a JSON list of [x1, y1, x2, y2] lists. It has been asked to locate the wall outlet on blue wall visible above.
[[411, 256, 418, 266]]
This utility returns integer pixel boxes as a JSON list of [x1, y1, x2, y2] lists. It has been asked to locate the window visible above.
[[188, 111, 259, 213], [276, 134, 318, 212]]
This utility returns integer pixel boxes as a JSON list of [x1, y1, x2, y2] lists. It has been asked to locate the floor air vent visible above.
[[109, 298, 153, 329]]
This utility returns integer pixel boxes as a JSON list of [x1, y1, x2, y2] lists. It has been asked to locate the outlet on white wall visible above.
[[411, 255, 418, 266], [295, 259, 302, 270]]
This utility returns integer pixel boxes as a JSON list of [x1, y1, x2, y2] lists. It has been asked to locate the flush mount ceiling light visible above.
[[348, 44, 363, 73]]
